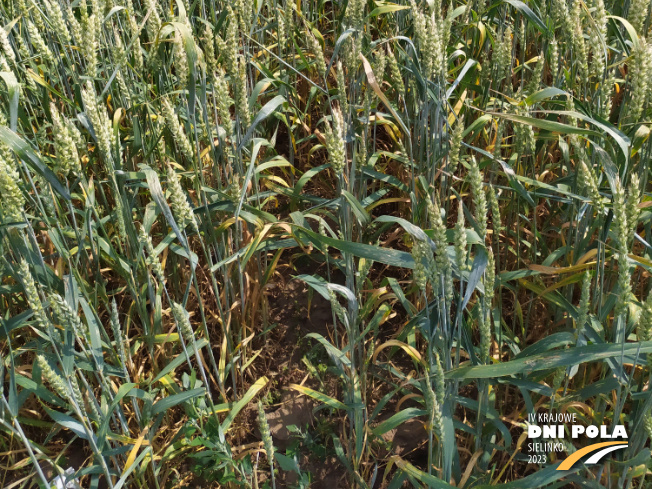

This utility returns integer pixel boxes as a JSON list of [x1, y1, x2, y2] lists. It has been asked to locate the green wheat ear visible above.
[[0, 154, 24, 223], [0, 27, 16, 63], [17, 260, 48, 330], [50, 103, 81, 176], [162, 99, 194, 162], [166, 162, 198, 232], [171, 302, 194, 342], [454, 201, 469, 272], [257, 401, 276, 488], [257, 401, 275, 460], [36, 355, 69, 401], [324, 107, 346, 176]]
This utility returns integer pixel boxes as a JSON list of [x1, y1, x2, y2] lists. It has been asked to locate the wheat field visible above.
[[0, 0, 651, 487]]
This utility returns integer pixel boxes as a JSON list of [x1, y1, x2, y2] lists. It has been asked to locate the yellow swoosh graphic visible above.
[[557, 441, 628, 470]]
